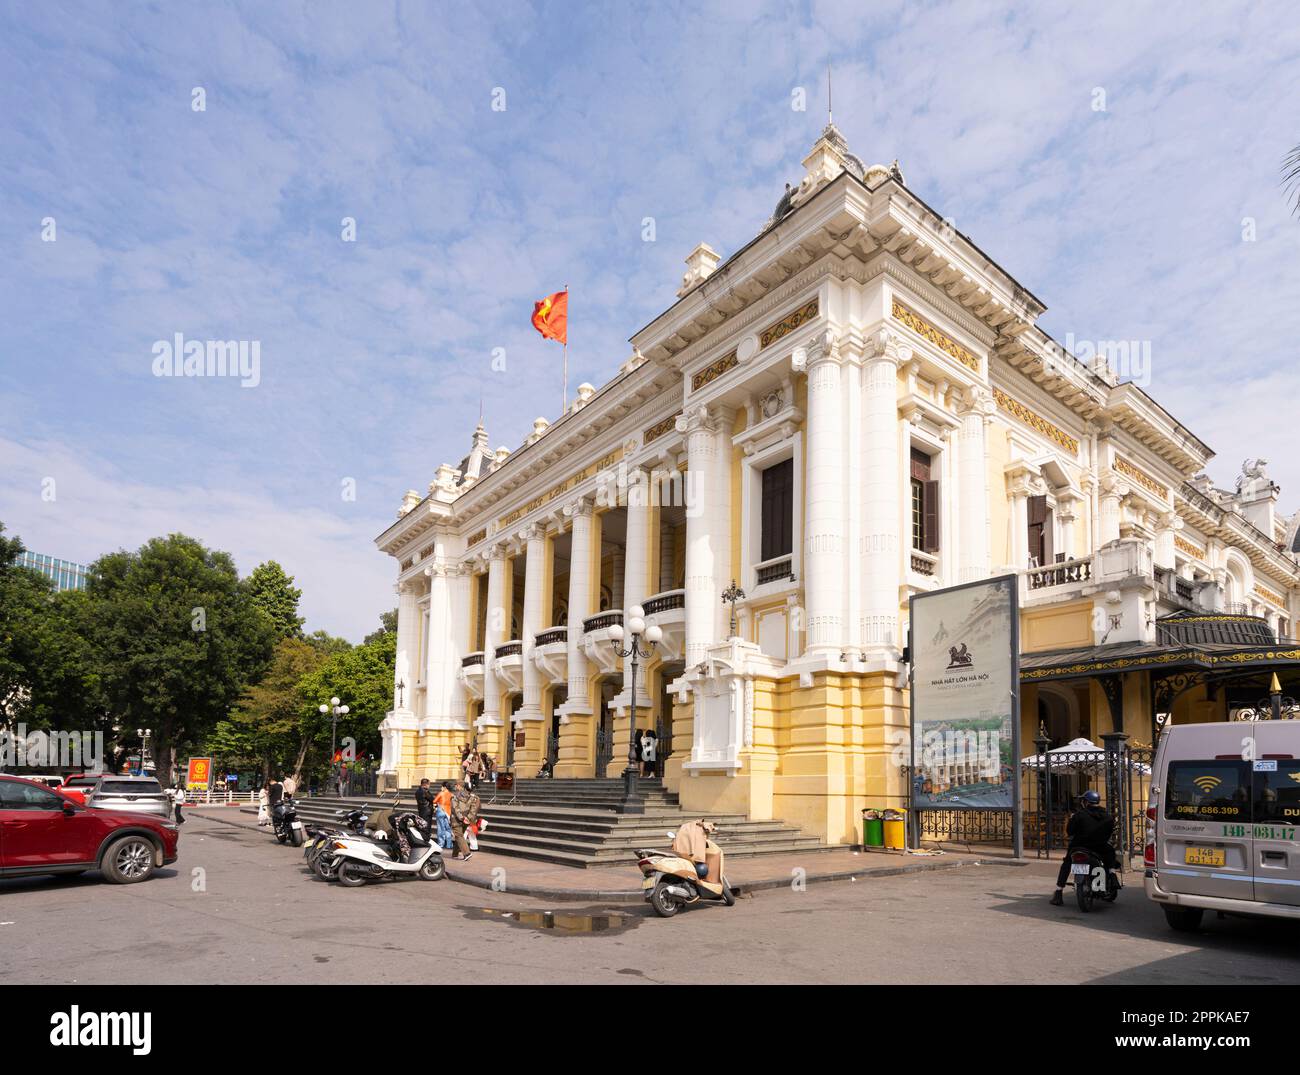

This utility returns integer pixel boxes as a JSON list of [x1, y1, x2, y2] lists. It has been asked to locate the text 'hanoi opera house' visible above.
[[375, 124, 1300, 846]]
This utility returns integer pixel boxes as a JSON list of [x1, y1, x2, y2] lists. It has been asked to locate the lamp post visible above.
[[318, 697, 349, 794], [722, 579, 746, 638], [608, 605, 662, 814], [134, 728, 152, 776]]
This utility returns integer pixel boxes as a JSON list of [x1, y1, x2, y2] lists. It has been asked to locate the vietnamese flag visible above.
[[531, 289, 568, 345]]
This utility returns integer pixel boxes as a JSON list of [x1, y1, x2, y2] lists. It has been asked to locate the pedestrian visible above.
[[434, 781, 455, 849], [450, 780, 480, 861], [335, 765, 346, 797], [282, 773, 297, 798], [268, 775, 284, 807], [172, 782, 186, 824], [465, 750, 483, 790], [641, 729, 657, 777], [415, 777, 435, 829], [256, 785, 270, 827]]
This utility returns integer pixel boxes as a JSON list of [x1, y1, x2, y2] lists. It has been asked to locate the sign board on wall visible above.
[[909, 576, 1020, 834]]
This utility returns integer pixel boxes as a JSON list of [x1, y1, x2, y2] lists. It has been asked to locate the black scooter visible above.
[[271, 795, 305, 847], [1069, 847, 1121, 912]]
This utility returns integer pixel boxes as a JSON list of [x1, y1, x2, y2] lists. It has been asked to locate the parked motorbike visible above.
[[271, 795, 306, 847], [331, 815, 445, 886], [304, 808, 374, 878], [1069, 847, 1121, 912], [637, 831, 735, 918]]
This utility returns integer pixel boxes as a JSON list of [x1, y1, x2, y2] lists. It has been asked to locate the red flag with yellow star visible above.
[[531, 289, 568, 345]]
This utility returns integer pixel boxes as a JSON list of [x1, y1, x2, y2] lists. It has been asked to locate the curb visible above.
[[444, 854, 1031, 903], [188, 810, 1031, 902]]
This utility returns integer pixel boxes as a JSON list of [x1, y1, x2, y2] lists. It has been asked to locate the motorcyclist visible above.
[[1050, 790, 1119, 905]]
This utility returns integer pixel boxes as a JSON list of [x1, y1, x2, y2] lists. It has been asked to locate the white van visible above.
[[1145, 719, 1300, 930]]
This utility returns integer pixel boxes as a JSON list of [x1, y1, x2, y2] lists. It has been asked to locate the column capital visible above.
[[863, 327, 910, 366], [563, 495, 594, 519], [486, 542, 510, 562], [518, 522, 547, 545], [955, 384, 995, 419], [676, 404, 722, 437]]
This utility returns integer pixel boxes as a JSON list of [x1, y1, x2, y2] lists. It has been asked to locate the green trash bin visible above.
[[862, 808, 884, 848]]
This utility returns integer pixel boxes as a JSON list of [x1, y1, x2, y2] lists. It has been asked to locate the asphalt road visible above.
[[2, 813, 1296, 985]]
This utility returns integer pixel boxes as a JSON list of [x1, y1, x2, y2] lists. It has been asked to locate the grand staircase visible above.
[[263, 777, 825, 868]]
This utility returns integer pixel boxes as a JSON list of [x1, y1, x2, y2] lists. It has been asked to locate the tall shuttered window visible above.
[[910, 448, 940, 553], [1028, 494, 1054, 566], [760, 458, 794, 561]]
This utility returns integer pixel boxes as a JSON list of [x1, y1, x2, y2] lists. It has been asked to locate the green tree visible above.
[[363, 608, 397, 646], [246, 560, 304, 641], [227, 636, 330, 780], [298, 629, 393, 775], [86, 534, 275, 783]]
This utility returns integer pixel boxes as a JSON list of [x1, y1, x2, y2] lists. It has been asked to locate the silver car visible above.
[[84, 775, 173, 819]]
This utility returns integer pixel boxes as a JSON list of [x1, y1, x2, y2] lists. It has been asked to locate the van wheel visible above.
[[103, 837, 156, 884], [1162, 906, 1204, 932]]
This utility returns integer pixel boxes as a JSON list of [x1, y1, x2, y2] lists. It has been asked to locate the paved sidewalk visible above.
[[190, 805, 1028, 902]]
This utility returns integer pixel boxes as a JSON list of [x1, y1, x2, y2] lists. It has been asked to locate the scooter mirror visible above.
[[666, 831, 676, 839]]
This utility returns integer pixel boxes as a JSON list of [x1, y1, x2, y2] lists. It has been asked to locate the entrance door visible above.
[[595, 684, 615, 775], [1250, 723, 1300, 907]]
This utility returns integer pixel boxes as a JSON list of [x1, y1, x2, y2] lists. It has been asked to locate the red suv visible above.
[[0, 774, 179, 884]]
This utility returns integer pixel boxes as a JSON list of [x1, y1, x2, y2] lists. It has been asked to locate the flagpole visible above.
[[562, 284, 569, 416]]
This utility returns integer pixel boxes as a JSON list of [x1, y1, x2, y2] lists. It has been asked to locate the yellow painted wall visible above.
[[1021, 600, 1093, 653]]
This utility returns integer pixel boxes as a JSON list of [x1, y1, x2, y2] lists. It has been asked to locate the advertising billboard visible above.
[[909, 575, 1020, 822], [185, 756, 213, 790]]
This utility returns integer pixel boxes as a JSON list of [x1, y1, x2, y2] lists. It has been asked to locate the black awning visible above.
[[1155, 611, 1275, 647], [1020, 639, 1300, 683]]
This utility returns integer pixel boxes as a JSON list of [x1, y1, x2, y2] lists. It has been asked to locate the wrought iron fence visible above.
[[334, 766, 379, 798], [913, 738, 1154, 863]]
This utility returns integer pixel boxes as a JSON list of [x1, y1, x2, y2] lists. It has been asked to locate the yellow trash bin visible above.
[[882, 809, 906, 850]]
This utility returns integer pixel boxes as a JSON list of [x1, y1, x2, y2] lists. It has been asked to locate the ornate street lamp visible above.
[[608, 605, 663, 814], [722, 579, 746, 638], [319, 696, 349, 793]]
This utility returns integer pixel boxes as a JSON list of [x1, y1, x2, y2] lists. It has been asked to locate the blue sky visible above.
[[2, 1, 1299, 641]]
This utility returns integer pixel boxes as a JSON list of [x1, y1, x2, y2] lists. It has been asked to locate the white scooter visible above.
[[331, 815, 446, 886]]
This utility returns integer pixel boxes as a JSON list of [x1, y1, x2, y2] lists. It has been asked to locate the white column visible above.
[[1099, 476, 1124, 545], [394, 581, 419, 711], [424, 564, 450, 718], [803, 330, 847, 656], [678, 405, 725, 666], [861, 331, 903, 649], [622, 466, 653, 705], [448, 565, 471, 729], [519, 523, 547, 721], [563, 498, 594, 713], [844, 347, 864, 649], [1154, 512, 1179, 570], [957, 387, 992, 583], [481, 546, 508, 727]]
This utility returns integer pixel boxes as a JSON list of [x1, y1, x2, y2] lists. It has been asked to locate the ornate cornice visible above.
[[993, 387, 1080, 455], [890, 298, 980, 374], [1114, 456, 1169, 501]]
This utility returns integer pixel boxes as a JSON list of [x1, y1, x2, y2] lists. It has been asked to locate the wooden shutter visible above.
[[922, 480, 941, 552], [761, 459, 794, 561], [910, 447, 931, 481], [1027, 494, 1048, 564]]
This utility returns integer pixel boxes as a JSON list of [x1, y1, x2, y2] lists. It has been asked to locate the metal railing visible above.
[[755, 556, 794, 586], [461, 652, 485, 668], [643, 589, 685, 615], [534, 627, 567, 647], [583, 611, 623, 633], [494, 641, 522, 658]]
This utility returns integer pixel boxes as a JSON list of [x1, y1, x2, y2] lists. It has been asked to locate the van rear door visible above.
[[1250, 723, 1300, 908], [1161, 758, 1253, 901]]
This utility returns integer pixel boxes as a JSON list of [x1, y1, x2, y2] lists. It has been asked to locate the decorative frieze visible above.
[[644, 414, 679, 445], [1255, 583, 1285, 607], [992, 387, 1080, 455], [467, 528, 487, 548], [1114, 457, 1169, 501], [690, 351, 737, 392], [760, 298, 819, 349], [891, 299, 980, 373], [1174, 535, 1206, 561], [495, 445, 624, 530]]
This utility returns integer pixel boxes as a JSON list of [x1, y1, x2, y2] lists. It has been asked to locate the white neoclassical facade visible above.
[[375, 124, 1300, 844]]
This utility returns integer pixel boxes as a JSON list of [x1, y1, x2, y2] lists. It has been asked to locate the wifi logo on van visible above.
[[1193, 775, 1223, 793]]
